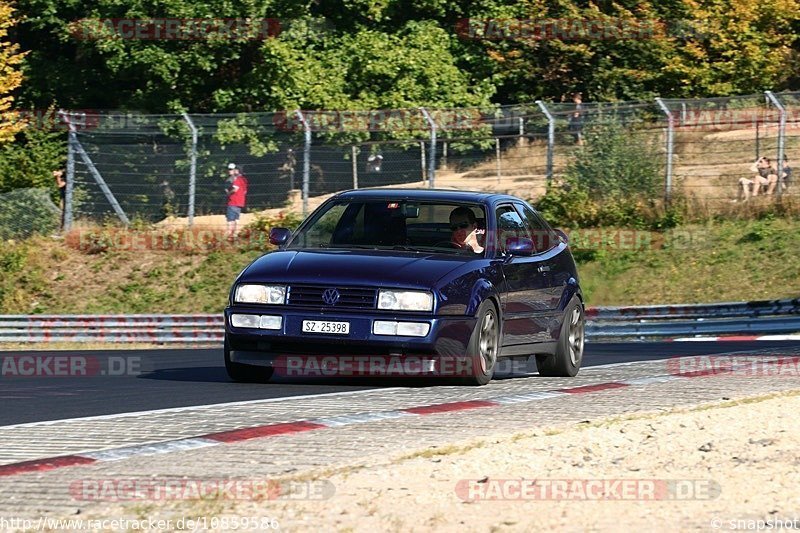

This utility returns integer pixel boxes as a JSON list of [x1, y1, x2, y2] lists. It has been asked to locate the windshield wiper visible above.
[[328, 244, 383, 250], [392, 245, 464, 255]]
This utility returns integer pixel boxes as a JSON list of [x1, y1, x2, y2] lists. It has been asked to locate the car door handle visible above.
[[538, 265, 551, 273]]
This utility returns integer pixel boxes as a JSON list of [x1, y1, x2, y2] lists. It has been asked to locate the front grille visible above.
[[287, 285, 377, 309]]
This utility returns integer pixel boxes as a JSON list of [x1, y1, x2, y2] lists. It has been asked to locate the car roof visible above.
[[333, 188, 523, 204]]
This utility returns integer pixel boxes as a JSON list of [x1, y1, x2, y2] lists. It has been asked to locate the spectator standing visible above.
[[160, 178, 176, 219], [366, 153, 384, 173], [53, 169, 66, 230], [568, 92, 585, 146], [225, 163, 248, 240]]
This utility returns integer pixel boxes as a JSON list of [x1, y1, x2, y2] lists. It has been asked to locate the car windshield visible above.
[[287, 200, 487, 256]]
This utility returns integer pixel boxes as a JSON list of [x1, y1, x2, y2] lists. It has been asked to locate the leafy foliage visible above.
[[0, 118, 65, 194], [13, 0, 799, 113], [0, 187, 59, 239], [0, 1, 26, 142], [536, 120, 676, 229]]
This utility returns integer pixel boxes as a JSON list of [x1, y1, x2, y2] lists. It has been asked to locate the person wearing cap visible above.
[[225, 163, 248, 239]]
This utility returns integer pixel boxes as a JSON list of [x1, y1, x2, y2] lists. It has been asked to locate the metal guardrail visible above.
[[0, 298, 798, 343], [0, 315, 223, 344], [587, 316, 800, 338], [586, 298, 800, 321], [586, 297, 800, 339]]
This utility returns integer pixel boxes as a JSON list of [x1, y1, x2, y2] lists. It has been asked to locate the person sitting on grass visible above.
[[737, 156, 778, 201]]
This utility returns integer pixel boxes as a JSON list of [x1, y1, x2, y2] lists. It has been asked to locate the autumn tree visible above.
[[0, 0, 25, 142]]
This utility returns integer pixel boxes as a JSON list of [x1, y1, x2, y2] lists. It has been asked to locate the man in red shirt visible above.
[[225, 163, 248, 239]]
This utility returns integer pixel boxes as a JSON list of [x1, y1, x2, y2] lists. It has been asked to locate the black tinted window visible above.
[[515, 203, 559, 253], [495, 205, 531, 254]]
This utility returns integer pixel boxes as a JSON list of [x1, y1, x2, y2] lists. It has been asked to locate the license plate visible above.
[[302, 320, 350, 335]]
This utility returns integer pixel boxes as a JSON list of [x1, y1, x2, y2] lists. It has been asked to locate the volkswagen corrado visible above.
[[224, 189, 585, 385]]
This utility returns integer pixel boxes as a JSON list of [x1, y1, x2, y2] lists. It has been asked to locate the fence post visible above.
[[655, 98, 674, 203], [420, 141, 427, 184], [535, 101, 554, 185], [182, 112, 198, 227], [419, 108, 437, 188], [59, 111, 130, 226], [765, 91, 787, 197], [495, 138, 502, 183], [294, 110, 311, 215], [756, 120, 761, 161], [351, 145, 359, 189], [64, 130, 75, 232]]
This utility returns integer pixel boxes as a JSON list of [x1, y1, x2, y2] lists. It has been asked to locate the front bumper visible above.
[[224, 306, 476, 369]]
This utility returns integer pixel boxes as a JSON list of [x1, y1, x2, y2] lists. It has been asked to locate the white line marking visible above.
[[81, 438, 219, 462], [581, 358, 673, 370], [622, 375, 680, 386], [755, 335, 800, 341], [0, 387, 406, 430], [492, 391, 567, 404], [311, 411, 412, 428]]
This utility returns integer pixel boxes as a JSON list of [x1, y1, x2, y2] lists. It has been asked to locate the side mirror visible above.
[[554, 229, 569, 245], [507, 237, 535, 256], [269, 227, 292, 246]]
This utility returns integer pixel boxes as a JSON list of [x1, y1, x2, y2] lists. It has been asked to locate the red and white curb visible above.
[[0, 366, 736, 480], [670, 335, 800, 342]]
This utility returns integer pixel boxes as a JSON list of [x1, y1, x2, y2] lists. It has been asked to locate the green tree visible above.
[[536, 120, 668, 229]]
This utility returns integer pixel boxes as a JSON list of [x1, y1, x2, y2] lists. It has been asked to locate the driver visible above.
[[449, 207, 484, 253]]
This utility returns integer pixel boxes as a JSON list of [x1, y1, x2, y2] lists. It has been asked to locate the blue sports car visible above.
[[224, 189, 585, 385]]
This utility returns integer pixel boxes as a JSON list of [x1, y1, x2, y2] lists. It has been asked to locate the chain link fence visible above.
[[29, 92, 796, 234]]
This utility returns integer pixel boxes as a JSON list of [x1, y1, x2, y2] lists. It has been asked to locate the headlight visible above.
[[377, 290, 433, 311], [235, 284, 286, 305]]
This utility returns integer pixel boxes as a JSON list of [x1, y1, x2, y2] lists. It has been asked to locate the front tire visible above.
[[462, 300, 500, 386], [224, 337, 274, 383], [536, 296, 585, 377]]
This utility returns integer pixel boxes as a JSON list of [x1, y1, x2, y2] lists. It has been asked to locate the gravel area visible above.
[[238, 390, 800, 531]]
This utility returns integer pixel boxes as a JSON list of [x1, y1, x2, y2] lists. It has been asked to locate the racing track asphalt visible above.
[[1, 340, 799, 426]]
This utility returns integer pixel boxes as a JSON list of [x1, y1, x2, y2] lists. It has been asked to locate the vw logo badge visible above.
[[322, 288, 340, 306]]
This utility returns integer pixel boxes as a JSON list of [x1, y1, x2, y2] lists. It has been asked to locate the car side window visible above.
[[495, 205, 531, 254], [514, 203, 559, 253]]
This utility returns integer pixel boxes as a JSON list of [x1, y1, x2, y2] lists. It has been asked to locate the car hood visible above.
[[239, 249, 471, 289]]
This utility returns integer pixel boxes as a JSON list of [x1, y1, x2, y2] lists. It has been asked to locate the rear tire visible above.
[[536, 296, 584, 377], [224, 337, 274, 383], [461, 300, 500, 386]]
